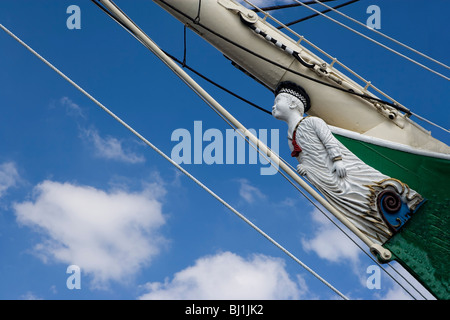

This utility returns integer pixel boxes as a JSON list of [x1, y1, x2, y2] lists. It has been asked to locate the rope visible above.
[[167, 51, 271, 114], [288, 0, 450, 81], [0, 22, 350, 301], [172, 24, 270, 114], [194, 0, 202, 24]]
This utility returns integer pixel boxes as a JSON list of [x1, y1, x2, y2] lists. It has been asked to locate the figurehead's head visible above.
[[274, 81, 311, 113], [272, 82, 310, 120]]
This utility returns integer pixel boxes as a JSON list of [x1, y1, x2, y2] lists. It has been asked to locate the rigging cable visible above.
[[88, 0, 429, 299], [157, 0, 411, 114], [90, 0, 273, 115], [255, 0, 336, 12], [158, 0, 450, 134], [166, 51, 271, 115], [275, 153, 427, 300], [311, 0, 450, 71], [169, 44, 427, 299], [156, 2, 431, 298], [93, 0, 432, 298], [287, 0, 450, 81], [89, 1, 426, 299], [73, 0, 428, 298], [242, 0, 449, 133], [277, 0, 360, 29], [0, 20, 350, 301], [174, 23, 271, 114]]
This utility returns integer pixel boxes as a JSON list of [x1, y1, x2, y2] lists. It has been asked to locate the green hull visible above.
[[335, 134, 450, 300]]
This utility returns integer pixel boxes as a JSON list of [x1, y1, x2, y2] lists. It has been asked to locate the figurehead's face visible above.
[[272, 93, 305, 121]]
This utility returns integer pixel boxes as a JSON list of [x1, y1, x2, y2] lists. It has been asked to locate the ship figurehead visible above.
[[272, 81, 426, 245]]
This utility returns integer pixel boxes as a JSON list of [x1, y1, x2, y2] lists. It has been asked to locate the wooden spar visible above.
[[98, 0, 392, 261], [152, 0, 450, 156]]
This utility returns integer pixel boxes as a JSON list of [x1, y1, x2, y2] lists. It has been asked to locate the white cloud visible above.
[[20, 291, 43, 300], [56, 97, 145, 164], [237, 179, 265, 204], [14, 180, 167, 288], [59, 96, 85, 118], [0, 162, 20, 198], [301, 209, 361, 263], [82, 128, 145, 164], [380, 286, 413, 300], [139, 251, 307, 300]]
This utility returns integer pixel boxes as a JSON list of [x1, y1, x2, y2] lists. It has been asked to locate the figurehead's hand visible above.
[[332, 160, 347, 178], [296, 163, 307, 176]]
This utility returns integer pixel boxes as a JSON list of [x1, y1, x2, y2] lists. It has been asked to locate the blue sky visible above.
[[0, 0, 448, 300]]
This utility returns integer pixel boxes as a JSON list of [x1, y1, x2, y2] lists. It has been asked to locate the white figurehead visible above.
[[272, 81, 346, 178], [271, 81, 424, 245]]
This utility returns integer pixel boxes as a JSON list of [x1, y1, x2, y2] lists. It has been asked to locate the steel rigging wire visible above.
[[233, 0, 450, 133], [310, 0, 450, 71], [94, 0, 439, 299], [90, 0, 428, 299], [282, 0, 450, 81], [160, 0, 410, 114], [277, 0, 360, 29], [256, 0, 337, 12], [0, 17, 350, 301]]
